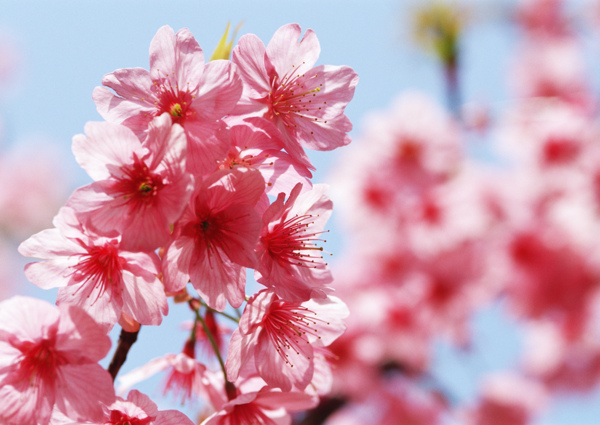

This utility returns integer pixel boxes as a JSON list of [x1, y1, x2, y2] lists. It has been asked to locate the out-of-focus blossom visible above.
[[510, 41, 592, 110], [516, 0, 570, 37], [522, 307, 600, 392], [0, 141, 69, 241], [327, 375, 447, 425], [462, 372, 547, 425]]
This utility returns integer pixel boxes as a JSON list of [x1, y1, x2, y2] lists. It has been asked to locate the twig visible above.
[[108, 328, 140, 381]]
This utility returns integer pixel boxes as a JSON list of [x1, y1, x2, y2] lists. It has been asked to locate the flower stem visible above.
[[189, 300, 235, 398], [195, 310, 227, 377], [199, 299, 240, 323]]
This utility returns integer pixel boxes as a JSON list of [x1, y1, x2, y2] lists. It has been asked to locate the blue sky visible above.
[[3, 0, 600, 423]]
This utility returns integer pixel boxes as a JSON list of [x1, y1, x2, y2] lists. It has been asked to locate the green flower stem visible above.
[[188, 299, 238, 399], [190, 303, 228, 382], [199, 299, 240, 323]]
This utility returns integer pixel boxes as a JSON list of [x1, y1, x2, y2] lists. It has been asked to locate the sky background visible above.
[[2, 1, 600, 423]]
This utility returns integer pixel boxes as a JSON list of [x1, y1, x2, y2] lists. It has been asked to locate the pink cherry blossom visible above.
[[510, 39, 592, 109], [506, 227, 597, 332], [327, 376, 446, 425], [496, 100, 594, 172], [255, 183, 333, 302], [225, 289, 348, 392], [80, 390, 194, 425], [18, 206, 168, 331], [0, 141, 70, 241], [93, 25, 242, 175], [516, 0, 570, 38], [522, 311, 600, 392], [117, 338, 209, 404], [463, 372, 547, 425], [202, 385, 318, 425], [232, 23, 358, 169], [330, 92, 463, 229], [67, 114, 193, 252], [219, 117, 313, 195], [0, 296, 115, 425], [162, 169, 264, 311]]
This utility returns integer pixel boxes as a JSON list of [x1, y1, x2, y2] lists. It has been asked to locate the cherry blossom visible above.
[[463, 373, 547, 425], [93, 25, 243, 175], [19, 207, 168, 330], [68, 113, 193, 252], [219, 117, 313, 195], [78, 390, 194, 425], [255, 183, 333, 302], [162, 169, 264, 311], [202, 384, 318, 425], [0, 296, 114, 425], [232, 23, 358, 169], [117, 339, 209, 404], [226, 289, 348, 392]]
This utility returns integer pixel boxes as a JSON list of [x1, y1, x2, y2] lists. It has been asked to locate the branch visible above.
[[108, 327, 140, 381], [295, 397, 346, 425]]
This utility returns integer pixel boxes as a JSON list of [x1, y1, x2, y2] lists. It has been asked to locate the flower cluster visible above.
[[6, 23, 357, 425]]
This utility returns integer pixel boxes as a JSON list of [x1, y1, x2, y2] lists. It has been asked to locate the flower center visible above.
[[114, 154, 164, 206], [170, 103, 184, 118], [107, 410, 153, 425], [154, 78, 195, 125], [218, 149, 254, 170], [190, 212, 229, 253], [17, 337, 65, 384], [262, 213, 328, 269], [268, 67, 325, 125], [72, 241, 124, 302], [264, 300, 329, 367], [542, 136, 579, 165], [395, 137, 422, 164]]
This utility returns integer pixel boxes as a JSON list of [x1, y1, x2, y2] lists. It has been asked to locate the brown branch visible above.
[[108, 327, 140, 381], [295, 397, 346, 425]]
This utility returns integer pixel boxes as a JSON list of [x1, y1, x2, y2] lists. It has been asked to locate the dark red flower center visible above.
[[113, 154, 164, 209], [17, 337, 65, 384], [72, 241, 124, 302], [542, 136, 580, 165], [268, 68, 326, 128], [264, 300, 329, 367], [262, 213, 328, 270], [107, 410, 154, 425]]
